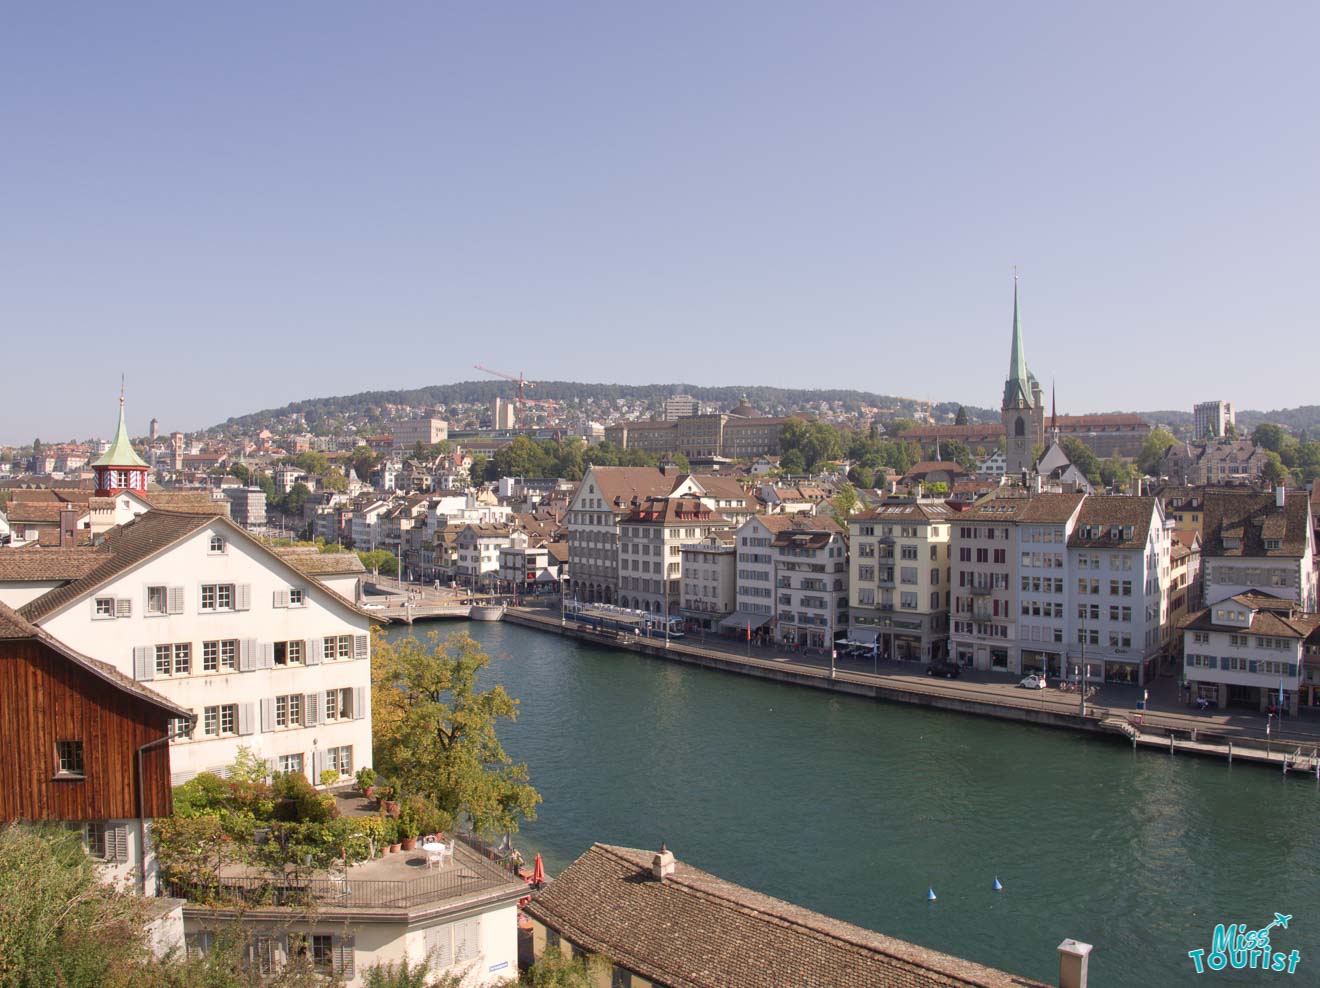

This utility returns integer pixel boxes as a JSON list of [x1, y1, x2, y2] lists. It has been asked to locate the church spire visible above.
[[1002, 271, 1034, 409]]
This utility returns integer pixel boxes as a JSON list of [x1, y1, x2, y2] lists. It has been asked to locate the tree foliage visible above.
[[371, 630, 541, 836], [1061, 437, 1101, 485], [1136, 427, 1177, 476]]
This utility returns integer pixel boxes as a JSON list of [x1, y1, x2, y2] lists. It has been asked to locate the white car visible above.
[[1018, 675, 1048, 690]]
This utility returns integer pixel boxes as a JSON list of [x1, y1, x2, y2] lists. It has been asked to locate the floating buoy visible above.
[[993, 877, 1003, 891], [927, 887, 937, 901]]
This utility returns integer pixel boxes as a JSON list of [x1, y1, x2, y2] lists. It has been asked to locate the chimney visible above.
[[650, 843, 675, 882], [1276, 485, 1286, 509], [59, 507, 77, 548], [1057, 939, 1093, 988]]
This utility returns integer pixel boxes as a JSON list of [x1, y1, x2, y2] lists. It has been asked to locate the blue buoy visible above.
[[993, 877, 1003, 891], [927, 887, 937, 901]]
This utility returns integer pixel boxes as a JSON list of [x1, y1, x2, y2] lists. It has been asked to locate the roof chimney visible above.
[[1276, 485, 1286, 509], [59, 506, 78, 548], [1057, 939, 1093, 988], [651, 843, 675, 882]]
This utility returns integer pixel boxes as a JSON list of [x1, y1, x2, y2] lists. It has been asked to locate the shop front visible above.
[[1021, 649, 1063, 678]]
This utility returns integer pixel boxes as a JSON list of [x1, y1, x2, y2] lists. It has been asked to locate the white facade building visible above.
[[15, 511, 376, 785]]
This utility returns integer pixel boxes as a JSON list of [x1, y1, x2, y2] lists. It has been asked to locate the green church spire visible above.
[[1002, 272, 1035, 409], [91, 393, 149, 469]]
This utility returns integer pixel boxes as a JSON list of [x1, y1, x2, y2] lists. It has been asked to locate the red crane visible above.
[[474, 365, 537, 427]]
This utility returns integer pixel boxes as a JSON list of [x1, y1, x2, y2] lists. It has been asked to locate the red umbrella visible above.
[[531, 852, 545, 888]]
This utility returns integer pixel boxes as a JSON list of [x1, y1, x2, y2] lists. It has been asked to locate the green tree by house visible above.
[[1136, 427, 1177, 476], [371, 630, 541, 836]]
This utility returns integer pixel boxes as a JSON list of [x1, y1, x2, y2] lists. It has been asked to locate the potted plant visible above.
[[384, 818, 401, 854], [320, 768, 340, 789], [355, 767, 377, 800], [397, 799, 422, 851]]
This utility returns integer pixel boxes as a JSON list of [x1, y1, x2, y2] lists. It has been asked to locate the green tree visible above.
[[1061, 438, 1101, 485], [292, 450, 329, 475], [1136, 427, 1177, 475], [779, 449, 805, 474], [1100, 457, 1138, 490], [1252, 423, 1288, 455], [940, 439, 976, 472], [350, 445, 379, 483], [1262, 451, 1291, 485], [519, 946, 611, 988], [284, 482, 311, 516], [888, 418, 918, 437], [848, 465, 875, 489], [467, 454, 489, 487], [357, 549, 399, 576], [321, 469, 348, 493], [954, 406, 969, 426], [371, 630, 541, 836], [227, 463, 251, 485], [829, 483, 860, 524]]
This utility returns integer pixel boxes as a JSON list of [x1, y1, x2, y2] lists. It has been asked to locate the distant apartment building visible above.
[[223, 487, 268, 531], [391, 416, 449, 449], [604, 398, 787, 462], [680, 534, 736, 631], [1200, 488, 1315, 610], [731, 514, 847, 648], [848, 499, 952, 662], [1159, 440, 1270, 485], [455, 524, 511, 588], [492, 398, 516, 431], [1193, 400, 1235, 439], [616, 495, 728, 615], [663, 394, 701, 420]]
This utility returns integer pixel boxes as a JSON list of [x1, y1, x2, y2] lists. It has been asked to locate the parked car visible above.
[[1019, 675, 1048, 690], [926, 659, 961, 679]]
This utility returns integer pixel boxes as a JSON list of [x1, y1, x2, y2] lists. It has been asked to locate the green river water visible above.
[[387, 621, 1320, 986]]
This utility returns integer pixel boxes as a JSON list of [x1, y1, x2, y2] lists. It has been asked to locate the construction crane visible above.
[[474, 365, 537, 428], [521, 396, 558, 425]]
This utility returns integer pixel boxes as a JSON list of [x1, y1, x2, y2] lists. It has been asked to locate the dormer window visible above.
[[1265, 539, 1282, 550], [209, 535, 226, 554]]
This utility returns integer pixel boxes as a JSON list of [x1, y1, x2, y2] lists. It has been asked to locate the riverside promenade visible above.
[[501, 605, 1320, 775]]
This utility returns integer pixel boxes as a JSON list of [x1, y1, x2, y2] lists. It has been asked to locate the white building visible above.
[[8, 511, 377, 785], [1183, 591, 1315, 715], [680, 534, 737, 631], [1193, 400, 1235, 440], [1201, 488, 1315, 611], [975, 449, 1007, 482], [729, 514, 847, 648], [617, 495, 729, 615], [455, 524, 512, 588], [392, 416, 449, 448], [663, 394, 701, 421]]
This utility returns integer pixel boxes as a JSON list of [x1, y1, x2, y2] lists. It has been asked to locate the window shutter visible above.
[[334, 935, 355, 978], [353, 687, 367, 721], [304, 694, 320, 727], [239, 640, 256, 672], [454, 917, 479, 962], [265, 757, 278, 779], [260, 698, 275, 732], [133, 647, 153, 681], [306, 638, 322, 665], [272, 590, 289, 608], [312, 749, 325, 779], [108, 824, 129, 863], [259, 643, 274, 669], [238, 703, 254, 736], [235, 584, 251, 611], [425, 925, 452, 968], [167, 586, 185, 614], [116, 598, 132, 618], [354, 634, 369, 660]]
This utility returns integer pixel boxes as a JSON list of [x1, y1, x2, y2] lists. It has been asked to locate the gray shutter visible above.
[[260, 698, 275, 732], [353, 687, 367, 720], [167, 586, 185, 614], [354, 634, 369, 660], [305, 638, 322, 665], [239, 640, 256, 672], [235, 584, 251, 611], [133, 647, 153, 681], [116, 598, 132, 618], [238, 703, 254, 736], [304, 694, 320, 727], [108, 824, 129, 863], [334, 934, 355, 978], [425, 926, 451, 968], [312, 749, 325, 780], [272, 590, 288, 608], [259, 642, 274, 669], [266, 756, 278, 779]]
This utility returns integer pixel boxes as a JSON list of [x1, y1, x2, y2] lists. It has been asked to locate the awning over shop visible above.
[[718, 611, 773, 631]]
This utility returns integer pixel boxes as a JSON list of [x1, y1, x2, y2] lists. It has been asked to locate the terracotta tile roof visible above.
[[1183, 592, 1320, 639], [901, 462, 971, 481], [960, 491, 1083, 524], [0, 545, 110, 581], [1052, 413, 1149, 431], [140, 490, 231, 515], [1067, 496, 1158, 549], [0, 600, 194, 720], [754, 513, 844, 536], [586, 467, 681, 513], [853, 500, 954, 522], [1202, 490, 1311, 558], [3, 501, 86, 524], [525, 844, 1047, 988]]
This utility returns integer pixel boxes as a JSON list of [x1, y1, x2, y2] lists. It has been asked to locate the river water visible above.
[[387, 621, 1320, 986]]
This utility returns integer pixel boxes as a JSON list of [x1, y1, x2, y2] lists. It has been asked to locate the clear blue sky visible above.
[[4, 2, 1317, 443]]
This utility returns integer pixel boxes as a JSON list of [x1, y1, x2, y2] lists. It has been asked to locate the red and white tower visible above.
[[92, 394, 150, 497]]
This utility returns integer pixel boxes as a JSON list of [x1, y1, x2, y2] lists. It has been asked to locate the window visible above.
[[201, 584, 235, 611], [146, 586, 168, 616], [289, 588, 304, 607], [275, 694, 303, 729], [204, 704, 238, 737], [326, 745, 353, 776], [209, 535, 226, 554], [168, 716, 192, 738], [278, 753, 304, 775], [274, 640, 304, 666], [324, 635, 353, 661], [310, 934, 335, 976], [84, 822, 106, 859], [94, 597, 115, 619], [202, 639, 238, 672], [154, 643, 191, 677], [325, 688, 354, 723], [56, 740, 85, 777]]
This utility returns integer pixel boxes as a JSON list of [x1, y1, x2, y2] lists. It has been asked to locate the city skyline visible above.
[[4, 3, 1318, 439]]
